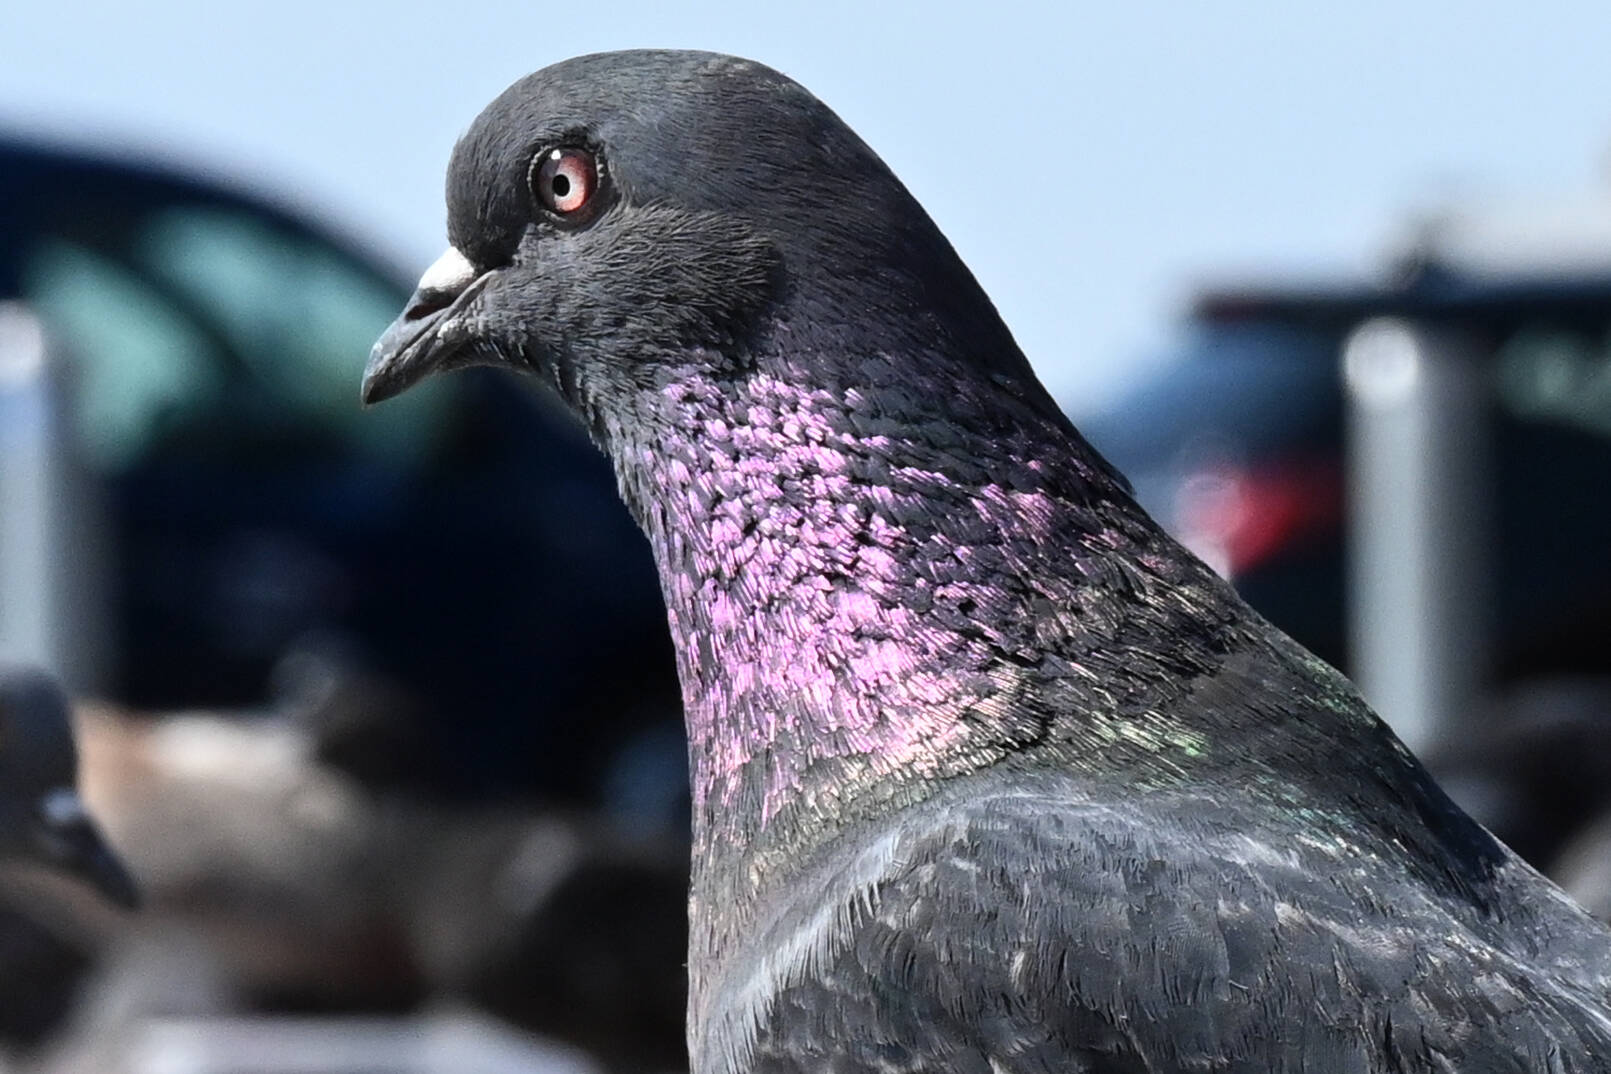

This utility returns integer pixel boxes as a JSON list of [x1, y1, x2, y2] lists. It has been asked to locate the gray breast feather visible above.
[[698, 782, 1611, 1074], [694, 823, 903, 1072]]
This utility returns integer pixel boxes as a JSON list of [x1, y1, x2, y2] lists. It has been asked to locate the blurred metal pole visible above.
[[0, 302, 110, 692], [0, 303, 53, 670], [1342, 318, 1491, 757]]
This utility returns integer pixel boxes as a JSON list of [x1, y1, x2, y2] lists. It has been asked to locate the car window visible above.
[[1495, 325, 1611, 438], [23, 238, 227, 470], [133, 204, 452, 462], [20, 202, 450, 471]]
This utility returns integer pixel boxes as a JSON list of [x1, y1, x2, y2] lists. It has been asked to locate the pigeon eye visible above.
[[533, 147, 597, 216]]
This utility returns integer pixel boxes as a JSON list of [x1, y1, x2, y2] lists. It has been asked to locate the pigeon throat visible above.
[[605, 350, 1238, 870]]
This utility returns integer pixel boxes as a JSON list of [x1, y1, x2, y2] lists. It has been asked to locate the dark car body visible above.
[[1081, 275, 1611, 684], [1078, 266, 1611, 867], [0, 137, 681, 804]]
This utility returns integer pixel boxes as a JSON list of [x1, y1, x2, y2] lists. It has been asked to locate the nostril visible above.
[[404, 248, 479, 324], [403, 290, 455, 322]]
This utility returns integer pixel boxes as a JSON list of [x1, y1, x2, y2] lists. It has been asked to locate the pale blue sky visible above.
[[4, 2, 1610, 408]]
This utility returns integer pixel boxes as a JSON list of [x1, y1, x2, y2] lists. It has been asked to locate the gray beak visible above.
[[362, 246, 488, 405], [34, 788, 139, 910]]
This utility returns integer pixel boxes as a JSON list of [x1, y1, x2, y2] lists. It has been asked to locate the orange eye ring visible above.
[[533, 147, 597, 215]]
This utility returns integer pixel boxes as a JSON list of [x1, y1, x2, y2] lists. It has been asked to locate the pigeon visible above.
[[363, 50, 1611, 1073], [0, 666, 138, 909]]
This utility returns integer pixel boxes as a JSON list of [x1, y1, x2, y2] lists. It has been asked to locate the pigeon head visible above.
[[0, 667, 139, 908], [364, 52, 1202, 871], [362, 50, 1057, 437]]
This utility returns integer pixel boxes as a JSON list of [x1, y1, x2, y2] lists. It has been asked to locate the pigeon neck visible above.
[[605, 342, 1239, 892]]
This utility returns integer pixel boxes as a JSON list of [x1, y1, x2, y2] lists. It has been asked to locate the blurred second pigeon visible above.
[[0, 666, 138, 909]]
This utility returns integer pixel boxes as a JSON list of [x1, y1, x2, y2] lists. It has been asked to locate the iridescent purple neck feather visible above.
[[586, 327, 1251, 912]]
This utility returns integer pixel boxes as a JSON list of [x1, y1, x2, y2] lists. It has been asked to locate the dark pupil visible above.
[[551, 173, 571, 199]]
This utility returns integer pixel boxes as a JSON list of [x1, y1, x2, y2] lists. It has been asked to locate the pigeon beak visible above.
[[32, 787, 140, 910], [362, 246, 489, 405]]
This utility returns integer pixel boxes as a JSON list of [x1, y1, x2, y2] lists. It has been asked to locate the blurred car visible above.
[[1082, 274, 1611, 686], [1075, 322, 1349, 667], [0, 136, 682, 808], [1077, 204, 1611, 868]]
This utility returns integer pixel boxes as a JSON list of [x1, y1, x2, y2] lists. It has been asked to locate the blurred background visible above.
[[3, 2, 1611, 1071]]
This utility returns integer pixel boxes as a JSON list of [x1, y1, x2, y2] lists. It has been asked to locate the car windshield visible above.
[[20, 201, 450, 472]]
